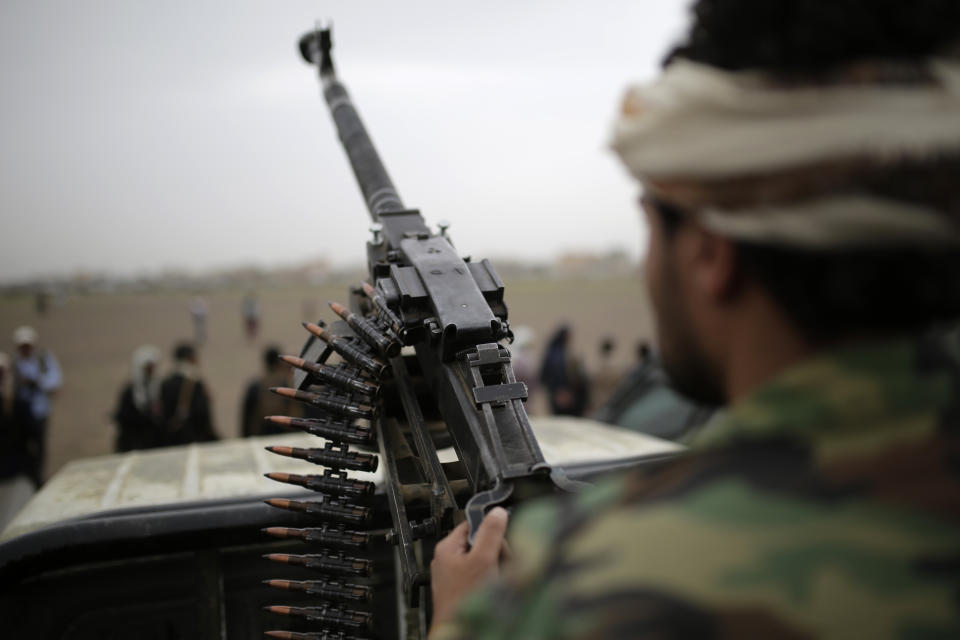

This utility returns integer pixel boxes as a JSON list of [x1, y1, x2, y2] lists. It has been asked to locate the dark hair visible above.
[[664, 0, 960, 73], [546, 325, 570, 350], [651, 202, 960, 340], [599, 337, 616, 356], [264, 346, 281, 368], [173, 343, 196, 362]]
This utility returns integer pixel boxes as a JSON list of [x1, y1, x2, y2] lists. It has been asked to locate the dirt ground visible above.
[[0, 275, 654, 481]]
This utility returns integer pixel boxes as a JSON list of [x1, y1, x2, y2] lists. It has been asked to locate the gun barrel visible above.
[[299, 28, 404, 220]]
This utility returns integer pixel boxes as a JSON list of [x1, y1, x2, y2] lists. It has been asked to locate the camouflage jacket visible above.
[[433, 335, 960, 639]]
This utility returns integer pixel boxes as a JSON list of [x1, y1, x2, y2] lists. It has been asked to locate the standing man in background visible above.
[[0, 351, 34, 528], [240, 345, 300, 437], [160, 343, 218, 446], [190, 296, 208, 346], [538, 325, 590, 417], [11, 326, 62, 486], [242, 292, 261, 343], [113, 345, 164, 452]]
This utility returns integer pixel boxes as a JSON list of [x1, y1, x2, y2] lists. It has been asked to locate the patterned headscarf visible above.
[[611, 57, 960, 248]]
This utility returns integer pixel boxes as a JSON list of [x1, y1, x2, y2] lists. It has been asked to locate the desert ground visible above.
[[0, 274, 654, 481]]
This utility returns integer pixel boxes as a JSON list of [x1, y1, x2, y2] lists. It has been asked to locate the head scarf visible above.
[[610, 57, 960, 248], [131, 345, 160, 412], [13, 326, 37, 346]]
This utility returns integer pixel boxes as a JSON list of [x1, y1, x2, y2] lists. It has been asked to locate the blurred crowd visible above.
[[112, 339, 307, 454], [111, 320, 651, 454], [112, 342, 219, 452], [512, 323, 649, 420], [109, 318, 657, 459], [0, 289, 659, 504], [111, 292, 303, 453]]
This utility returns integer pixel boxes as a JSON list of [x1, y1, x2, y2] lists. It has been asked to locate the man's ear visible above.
[[688, 224, 739, 302]]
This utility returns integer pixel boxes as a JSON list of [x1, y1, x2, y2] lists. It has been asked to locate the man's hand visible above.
[[430, 507, 509, 628]]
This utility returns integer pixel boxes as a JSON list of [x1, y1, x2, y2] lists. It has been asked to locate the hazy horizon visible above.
[[0, 1, 691, 282]]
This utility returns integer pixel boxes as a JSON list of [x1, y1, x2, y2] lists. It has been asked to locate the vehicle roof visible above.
[[1, 418, 681, 542]]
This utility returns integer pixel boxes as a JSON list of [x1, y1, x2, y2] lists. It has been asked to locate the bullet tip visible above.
[[264, 553, 288, 563], [265, 579, 291, 590], [264, 605, 293, 616], [266, 445, 293, 456], [270, 387, 299, 400]]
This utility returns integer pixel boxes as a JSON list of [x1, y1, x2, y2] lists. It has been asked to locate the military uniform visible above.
[[433, 334, 960, 639]]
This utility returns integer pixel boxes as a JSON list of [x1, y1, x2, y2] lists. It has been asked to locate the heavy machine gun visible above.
[[0, 24, 684, 640], [259, 25, 587, 639]]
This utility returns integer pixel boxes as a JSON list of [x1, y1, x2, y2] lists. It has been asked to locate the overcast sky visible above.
[[0, 1, 691, 282]]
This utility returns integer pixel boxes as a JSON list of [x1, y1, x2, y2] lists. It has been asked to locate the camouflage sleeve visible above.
[[432, 466, 960, 640], [433, 337, 960, 639], [433, 481, 721, 640], [432, 477, 633, 640]]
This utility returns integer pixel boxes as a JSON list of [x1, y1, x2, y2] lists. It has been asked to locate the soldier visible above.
[[10, 326, 62, 486], [112, 345, 164, 452], [429, 1, 960, 638], [538, 325, 590, 417], [159, 343, 218, 446], [240, 345, 301, 437]]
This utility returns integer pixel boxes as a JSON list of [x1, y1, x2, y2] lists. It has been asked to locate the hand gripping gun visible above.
[[261, 26, 583, 640]]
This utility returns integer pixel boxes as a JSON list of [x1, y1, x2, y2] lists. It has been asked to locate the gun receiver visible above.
[[263, 25, 582, 638]]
